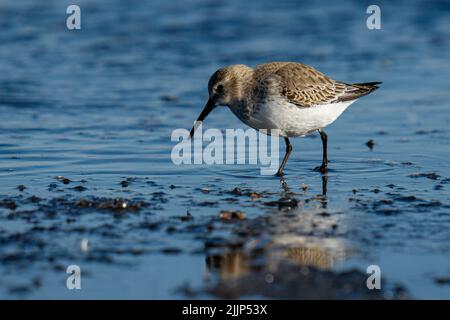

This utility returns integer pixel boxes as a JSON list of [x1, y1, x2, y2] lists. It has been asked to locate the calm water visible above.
[[0, 0, 449, 299]]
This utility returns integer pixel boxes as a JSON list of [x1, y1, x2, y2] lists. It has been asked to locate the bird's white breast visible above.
[[231, 98, 355, 137]]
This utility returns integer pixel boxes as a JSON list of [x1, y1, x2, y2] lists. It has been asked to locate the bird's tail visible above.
[[338, 81, 382, 102], [352, 81, 382, 89]]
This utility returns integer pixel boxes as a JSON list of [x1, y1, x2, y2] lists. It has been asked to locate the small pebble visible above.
[[219, 210, 245, 220], [161, 95, 178, 102], [231, 187, 242, 195], [366, 139, 375, 150], [249, 192, 261, 200]]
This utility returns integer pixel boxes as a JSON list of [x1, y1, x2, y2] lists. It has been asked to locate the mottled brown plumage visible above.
[[253, 62, 380, 107]]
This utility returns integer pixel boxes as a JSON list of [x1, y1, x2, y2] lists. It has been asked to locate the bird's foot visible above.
[[276, 170, 284, 177], [313, 164, 328, 174]]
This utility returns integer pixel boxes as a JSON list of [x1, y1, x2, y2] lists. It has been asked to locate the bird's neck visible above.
[[229, 69, 254, 106]]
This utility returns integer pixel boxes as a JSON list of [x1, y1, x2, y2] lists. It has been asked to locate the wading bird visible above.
[[190, 62, 380, 176]]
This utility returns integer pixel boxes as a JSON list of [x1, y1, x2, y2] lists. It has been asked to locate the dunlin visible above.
[[190, 62, 380, 176]]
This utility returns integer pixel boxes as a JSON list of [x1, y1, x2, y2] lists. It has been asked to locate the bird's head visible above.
[[189, 64, 252, 138]]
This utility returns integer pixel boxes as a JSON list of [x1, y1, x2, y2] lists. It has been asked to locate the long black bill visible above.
[[189, 98, 215, 138]]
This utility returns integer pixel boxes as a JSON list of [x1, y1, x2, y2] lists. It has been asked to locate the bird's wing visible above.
[[274, 63, 348, 107], [255, 62, 380, 108]]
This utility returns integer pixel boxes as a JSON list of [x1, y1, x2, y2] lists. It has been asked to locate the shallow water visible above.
[[0, 0, 450, 299]]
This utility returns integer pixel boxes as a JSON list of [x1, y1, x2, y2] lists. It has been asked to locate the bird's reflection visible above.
[[206, 252, 249, 280], [205, 173, 350, 280], [280, 176, 290, 193], [206, 242, 348, 279], [285, 246, 335, 269], [321, 174, 328, 196], [279, 172, 328, 197]]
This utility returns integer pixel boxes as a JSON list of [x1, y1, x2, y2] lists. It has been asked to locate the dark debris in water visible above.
[[228, 187, 265, 201], [230, 187, 243, 195], [179, 211, 193, 222], [408, 172, 440, 180], [414, 129, 443, 135], [0, 199, 17, 210], [219, 210, 245, 221], [71, 186, 88, 192], [47, 183, 58, 191], [434, 276, 450, 286], [160, 247, 182, 254], [76, 197, 144, 212], [197, 201, 219, 207], [160, 95, 178, 102], [264, 196, 298, 209], [366, 139, 375, 150], [56, 176, 71, 184]]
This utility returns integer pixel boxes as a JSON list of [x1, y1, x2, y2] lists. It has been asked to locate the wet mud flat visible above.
[[2, 174, 436, 299], [1, 127, 450, 299]]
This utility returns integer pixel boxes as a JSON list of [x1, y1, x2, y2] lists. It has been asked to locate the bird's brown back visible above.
[[252, 62, 380, 107]]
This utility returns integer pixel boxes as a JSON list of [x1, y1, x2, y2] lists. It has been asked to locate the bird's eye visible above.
[[216, 84, 224, 93]]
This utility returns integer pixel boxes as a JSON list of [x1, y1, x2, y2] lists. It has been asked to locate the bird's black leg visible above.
[[314, 129, 328, 174], [276, 137, 292, 176]]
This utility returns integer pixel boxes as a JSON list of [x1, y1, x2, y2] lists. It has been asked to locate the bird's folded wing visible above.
[[274, 63, 348, 107], [255, 62, 379, 108]]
